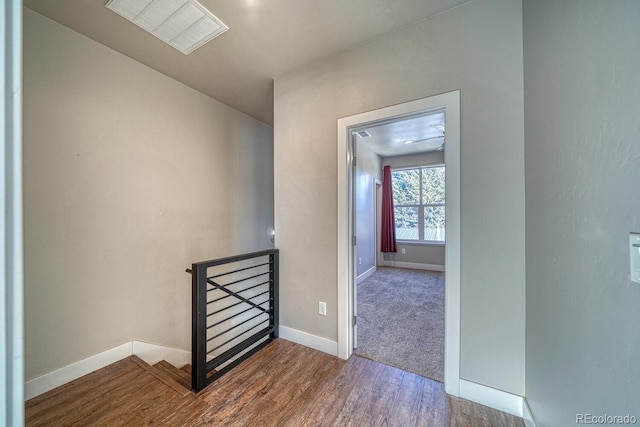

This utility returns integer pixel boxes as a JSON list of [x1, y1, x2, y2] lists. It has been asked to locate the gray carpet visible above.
[[355, 267, 444, 383]]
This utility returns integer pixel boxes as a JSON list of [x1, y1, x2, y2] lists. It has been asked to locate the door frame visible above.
[[1, 0, 25, 424], [336, 91, 461, 396]]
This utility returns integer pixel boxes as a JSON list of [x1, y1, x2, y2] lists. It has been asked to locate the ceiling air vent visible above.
[[355, 130, 371, 138], [105, 0, 229, 55]]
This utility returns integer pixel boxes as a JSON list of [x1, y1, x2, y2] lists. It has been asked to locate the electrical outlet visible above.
[[319, 301, 327, 316], [401, 248, 406, 254]]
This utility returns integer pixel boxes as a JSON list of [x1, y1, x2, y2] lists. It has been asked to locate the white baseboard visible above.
[[356, 265, 377, 284], [25, 340, 191, 400], [459, 379, 523, 417], [132, 340, 190, 368], [279, 326, 338, 356], [522, 397, 537, 427], [382, 260, 444, 272], [25, 342, 132, 400]]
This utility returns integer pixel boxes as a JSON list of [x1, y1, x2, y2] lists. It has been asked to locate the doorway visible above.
[[336, 91, 461, 396], [352, 111, 446, 382]]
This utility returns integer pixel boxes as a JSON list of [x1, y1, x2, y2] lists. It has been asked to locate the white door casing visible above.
[[337, 91, 461, 396]]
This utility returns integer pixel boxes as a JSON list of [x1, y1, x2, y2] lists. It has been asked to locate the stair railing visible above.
[[187, 249, 279, 392]]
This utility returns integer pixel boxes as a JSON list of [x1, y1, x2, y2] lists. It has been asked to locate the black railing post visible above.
[[191, 263, 208, 392], [270, 251, 279, 340]]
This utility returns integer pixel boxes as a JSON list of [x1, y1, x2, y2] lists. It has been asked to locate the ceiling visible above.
[[24, 0, 471, 125], [357, 111, 445, 157]]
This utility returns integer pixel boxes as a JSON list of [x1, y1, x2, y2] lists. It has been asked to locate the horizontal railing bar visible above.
[[207, 281, 270, 304], [206, 301, 271, 331], [193, 249, 278, 270], [206, 271, 270, 291], [206, 328, 273, 371], [207, 262, 271, 279], [207, 298, 270, 327], [206, 326, 273, 370], [207, 320, 269, 354], [206, 311, 269, 343], [208, 292, 270, 317]]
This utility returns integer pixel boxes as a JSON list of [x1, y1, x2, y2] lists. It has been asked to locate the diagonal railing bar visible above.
[[203, 277, 269, 313], [208, 280, 270, 304]]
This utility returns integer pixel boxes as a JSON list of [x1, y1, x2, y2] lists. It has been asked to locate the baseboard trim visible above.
[[522, 397, 537, 427], [459, 379, 523, 417], [382, 260, 444, 272], [25, 342, 132, 400], [279, 326, 338, 357], [24, 341, 191, 400], [132, 340, 190, 368], [356, 265, 377, 284]]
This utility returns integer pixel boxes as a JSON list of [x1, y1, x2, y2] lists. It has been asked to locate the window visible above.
[[392, 165, 445, 243]]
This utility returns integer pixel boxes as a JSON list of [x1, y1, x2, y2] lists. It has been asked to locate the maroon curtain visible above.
[[381, 166, 397, 253]]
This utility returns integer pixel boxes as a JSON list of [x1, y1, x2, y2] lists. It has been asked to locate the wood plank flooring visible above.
[[25, 339, 524, 426]]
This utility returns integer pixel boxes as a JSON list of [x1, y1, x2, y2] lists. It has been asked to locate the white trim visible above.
[[356, 265, 377, 284], [25, 343, 132, 400], [459, 379, 523, 417], [1, 1, 24, 424], [278, 326, 338, 356], [24, 340, 193, 400], [132, 340, 190, 368], [337, 91, 461, 397], [382, 260, 444, 272], [523, 398, 537, 427]]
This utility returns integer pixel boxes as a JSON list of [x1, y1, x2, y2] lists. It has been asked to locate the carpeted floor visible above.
[[355, 267, 444, 383]]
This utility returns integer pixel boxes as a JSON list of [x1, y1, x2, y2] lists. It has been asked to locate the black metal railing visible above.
[[187, 249, 279, 392]]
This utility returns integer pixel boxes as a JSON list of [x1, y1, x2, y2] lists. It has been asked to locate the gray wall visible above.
[[382, 151, 445, 268], [355, 141, 381, 278], [23, 9, 274, 380], [274, 0, 525, 394], [524, 1, 640, 424]]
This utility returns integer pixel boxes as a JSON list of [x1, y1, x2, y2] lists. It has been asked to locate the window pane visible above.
[[422, 166, 445, 204], [424, 206, 445, 242], [395, 206, 419, 240], [392, 169, 420, 205]]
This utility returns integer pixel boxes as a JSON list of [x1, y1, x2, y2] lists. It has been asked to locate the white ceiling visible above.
[[24, 0, 471, 125], [358, 111, 445, 157]]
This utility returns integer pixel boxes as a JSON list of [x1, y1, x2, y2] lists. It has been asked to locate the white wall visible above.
[[23, 9, 274, 380], [524, 1, 640, 424], [274, 0, 525, 394]]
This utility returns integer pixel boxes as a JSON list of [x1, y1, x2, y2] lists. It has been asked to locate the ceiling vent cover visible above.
[[105, 0, 229, 55]]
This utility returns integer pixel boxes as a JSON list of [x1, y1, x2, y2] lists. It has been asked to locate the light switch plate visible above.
[[629, 233, 640, 284]]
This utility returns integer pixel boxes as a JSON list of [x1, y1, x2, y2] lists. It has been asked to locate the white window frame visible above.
[[392, 164, 445, 245]]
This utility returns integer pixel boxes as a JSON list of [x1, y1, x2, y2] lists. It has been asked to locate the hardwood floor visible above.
[[25, 339, 524, 426]]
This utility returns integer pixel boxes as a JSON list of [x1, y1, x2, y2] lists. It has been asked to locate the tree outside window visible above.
[[392, 165, 445, 243]]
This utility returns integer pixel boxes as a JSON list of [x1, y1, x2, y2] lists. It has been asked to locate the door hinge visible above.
[[352, 157, 356, 167], [353, 315, 357, 326], [352, 235, 357, 246]]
